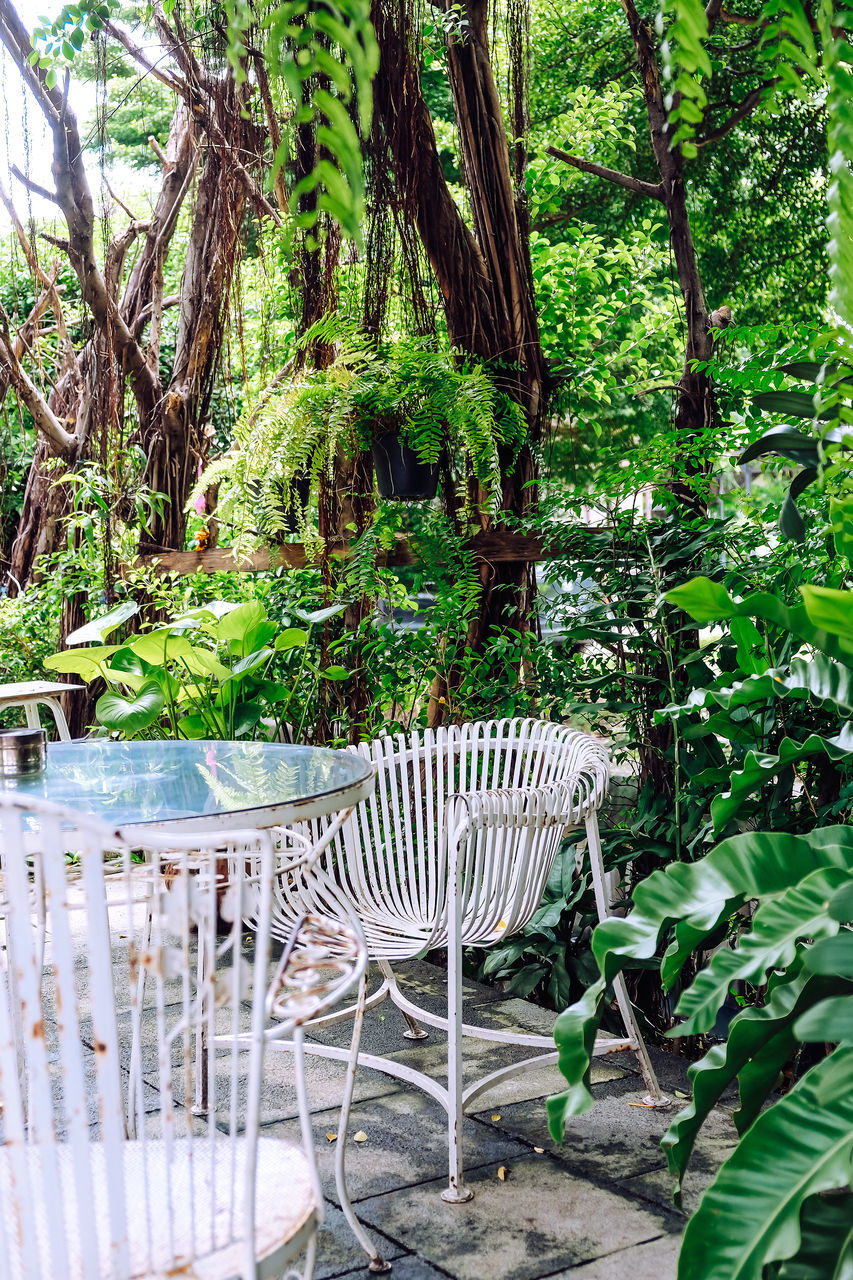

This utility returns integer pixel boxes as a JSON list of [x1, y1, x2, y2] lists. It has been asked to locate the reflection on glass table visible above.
[[3, 739, 375, 831]]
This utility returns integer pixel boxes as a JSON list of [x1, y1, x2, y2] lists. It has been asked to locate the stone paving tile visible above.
[[547, 1231, 681, 1279], [353, 1155, 679, 1280], [332, 1255, 454, 1280], [263, 1088, 529, 1203], [477, 1071, 735, 1180], [618, 1137, 737, 1218], [314, 1201, 408, 1280], [472, 1073, 694, 1182]]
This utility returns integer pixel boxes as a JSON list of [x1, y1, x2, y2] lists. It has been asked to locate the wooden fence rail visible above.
[[135, 530, 566, 575]]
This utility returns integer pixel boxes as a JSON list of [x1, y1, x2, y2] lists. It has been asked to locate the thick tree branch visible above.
[[0, 275, 58, 409], [132, 293, 180, 338], [102, 19, 184, 93], [150, 2, 282, 228], [0, 311, 76, 454], [545, 145, 665, 199], [696, 84, 769, 146], [148, 134, 169, 166], [705, 0, 725, 32], [9, 164, 59, 205], [252, 50, 288, 212], [0, 177, 77, 378]]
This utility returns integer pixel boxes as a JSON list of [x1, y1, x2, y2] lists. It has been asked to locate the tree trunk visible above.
[[370, 0, 547, 685], [621, 0, 713, 512]]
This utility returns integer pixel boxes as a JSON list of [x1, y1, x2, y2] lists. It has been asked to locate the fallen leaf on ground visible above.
[[491, 1113, 501, 1121], [533, 1146, 544, 1154], [497, 1166, 508, 1181], [325, 1133, 337, 1142], [353, 1130, 368, 1143], [675, 1089, 690, 1099]]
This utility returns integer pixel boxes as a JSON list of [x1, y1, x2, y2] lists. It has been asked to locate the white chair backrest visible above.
[[0, 794, 278, 1280], [276, 719, 608, 945]]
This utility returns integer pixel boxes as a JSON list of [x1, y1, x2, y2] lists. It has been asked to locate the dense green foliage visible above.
[[0, 1, 848, 1274]]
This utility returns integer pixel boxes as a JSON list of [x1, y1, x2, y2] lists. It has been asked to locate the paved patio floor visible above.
[[278, 959, 735, 1280]]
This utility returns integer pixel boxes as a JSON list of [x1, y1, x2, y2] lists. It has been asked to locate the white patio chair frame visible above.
[[0, 794, 387, 1280], [266, 718, 669, 1204]]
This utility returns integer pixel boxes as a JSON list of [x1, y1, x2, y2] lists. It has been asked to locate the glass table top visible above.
[[2, 740, 374, 830]]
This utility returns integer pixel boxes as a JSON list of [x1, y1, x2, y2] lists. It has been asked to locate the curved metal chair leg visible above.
[[334, 972, 392, 1272], [378, 958, 428, 1040]]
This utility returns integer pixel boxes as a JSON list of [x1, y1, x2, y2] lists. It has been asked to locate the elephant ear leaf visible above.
[[677, 1047, 853, 1280], [96, 678, 165, 736], [65, 599, 138, 645]]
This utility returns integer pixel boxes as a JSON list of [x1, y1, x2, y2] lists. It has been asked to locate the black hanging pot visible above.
[[372, 432, 440, 501], [283, 470, 311, 534]]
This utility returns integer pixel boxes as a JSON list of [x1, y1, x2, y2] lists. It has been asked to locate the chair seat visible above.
[[1, 1135, 316, 1280]]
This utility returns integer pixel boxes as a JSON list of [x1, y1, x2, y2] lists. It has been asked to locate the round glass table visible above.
[[3, 739, 375, 831]]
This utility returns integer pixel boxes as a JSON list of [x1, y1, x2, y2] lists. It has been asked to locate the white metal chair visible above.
[[270, 718, 668, 1203], [0, 794, 386, 1280]]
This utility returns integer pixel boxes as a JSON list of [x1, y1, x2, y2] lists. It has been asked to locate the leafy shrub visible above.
[[549, 577, 853, 1279]]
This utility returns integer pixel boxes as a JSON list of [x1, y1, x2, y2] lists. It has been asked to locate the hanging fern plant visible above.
[[192, 330, 528, 548]]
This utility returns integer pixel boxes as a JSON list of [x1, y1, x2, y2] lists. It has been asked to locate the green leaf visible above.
[[711, 728, 853, 831], [740, 428, 820, 467], [95, 678, 164, 736], [774, 1191, 853, 1279], [220, 647, 274, 684], [752, 390, 833, 420], [829, 883, 853, 923], [547, 827, 853, 1134], [663, 966, 847, 1196], [779, 468, 818, 542], [176, 712, 223, 739], [664, 577, 737, 624], [800, 585, 853, 641], [830, 496, 853, 562], [321, 664, 350, 680], [805, 934, 853, 979], [662, 654, 853, 719], [673, 866, 848, 1036], [65, 600, 138, 645], [274, 627, 309, 651], [795, 995, 853, 1044], [231, 700, 263, 737], [214, 600, 268, 652], [44, 644, 120, 680], [677, 1047, 853, 1280], [294, 602, 347, 625]]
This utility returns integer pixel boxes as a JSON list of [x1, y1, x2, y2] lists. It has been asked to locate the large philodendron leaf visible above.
[[677, 1047, 853, 1280], [95, 678, 165, 736], [711, 728, 853, 831], [547, 827, 853, 1134], [44, 644, 121, 681], [664, 578, 850, 661], [215, 600, 276, 656], [801, 584, 853, 642], [674, 866, 848, 1035], [65, 599, 139, 645], [773, 1191, 853, 1279], [662, 965, 853, 1196]]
